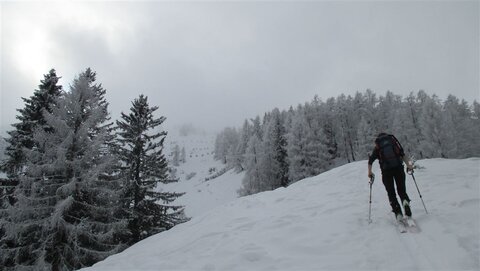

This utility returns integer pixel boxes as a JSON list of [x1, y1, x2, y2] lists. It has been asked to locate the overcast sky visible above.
[[1, 1, 478, 135]]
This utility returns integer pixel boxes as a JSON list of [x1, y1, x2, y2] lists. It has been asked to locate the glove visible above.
[[368, 173, 375, 184], [406, 161, 414, 174]]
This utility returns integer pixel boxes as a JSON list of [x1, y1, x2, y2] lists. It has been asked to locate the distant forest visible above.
[[214, 90, 480, 196]]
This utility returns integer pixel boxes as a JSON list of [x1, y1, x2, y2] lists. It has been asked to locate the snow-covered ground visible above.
[[84, 157, 480, 271]]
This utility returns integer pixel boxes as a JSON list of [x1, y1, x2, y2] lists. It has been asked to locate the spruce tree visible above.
[[0, 69, 126, 270], [1, 69, 62, 178], [116, 95, 188, 244], [0, 69, 62, 267]]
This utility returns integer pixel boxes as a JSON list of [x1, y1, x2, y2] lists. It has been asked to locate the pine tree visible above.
[[0, 69, 126, 270], [116, 95, 188, 244]]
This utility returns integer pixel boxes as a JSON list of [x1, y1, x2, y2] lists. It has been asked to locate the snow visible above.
[[163, 133, 244, 217], [82, 155, 480, 271]]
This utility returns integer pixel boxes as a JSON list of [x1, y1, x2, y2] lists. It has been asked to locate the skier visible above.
[[367, 133, 414, 221]]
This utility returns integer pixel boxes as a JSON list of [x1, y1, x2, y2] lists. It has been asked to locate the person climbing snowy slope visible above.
[[367, 132, 414, 221]]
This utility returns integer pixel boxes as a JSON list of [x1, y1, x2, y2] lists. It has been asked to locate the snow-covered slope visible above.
[[83, 158, 479, 271], [164, 134, 244, 217]]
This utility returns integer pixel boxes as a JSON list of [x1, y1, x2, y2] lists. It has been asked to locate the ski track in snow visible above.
[[82, 145, 480, 271]]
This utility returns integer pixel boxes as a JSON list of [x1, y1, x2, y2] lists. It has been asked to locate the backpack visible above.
[[375, 133, 404, 170]]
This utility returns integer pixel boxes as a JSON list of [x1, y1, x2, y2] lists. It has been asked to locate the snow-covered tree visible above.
[[0, 68, 125, 270], [473, 100, 480, 120], [172, 144, 181, 167], [238, 133, 264, 196], [260, 108, 289, 189], [442, 95, 479, 158], [116, 95, 188, 244], [286, 106, 310, 182], [214, 127, 240, 167], [335, 94, 357, 162], [251, 115, 263, 140], [398, 92, 424, 160], [375, 91, 401, 133], [392, 100, 418, 160], [417, 95, 442, 158], [1, 69, 62, 178], [356, 116, 375, 161], [180, 147, 186, 164], [322, 97, 339, 165], [302, 102, 329, 177], [232, 120, 252, 172]]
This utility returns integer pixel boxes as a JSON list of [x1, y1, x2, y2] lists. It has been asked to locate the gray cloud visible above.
[[1, 1, 478, 135]]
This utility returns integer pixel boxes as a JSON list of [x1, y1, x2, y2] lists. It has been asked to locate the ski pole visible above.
[[368, 174, 374, 224], [408, 169, 428, 214]]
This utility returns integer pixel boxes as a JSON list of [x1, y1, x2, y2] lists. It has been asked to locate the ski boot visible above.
[[403, 200, 412, 218]]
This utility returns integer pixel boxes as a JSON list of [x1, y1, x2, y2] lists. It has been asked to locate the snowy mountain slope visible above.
[[85, 157, 479, 270], [164, 134, 244, 217], [83, 158, 479, 271]]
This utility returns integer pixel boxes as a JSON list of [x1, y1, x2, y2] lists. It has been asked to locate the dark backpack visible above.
[[375, 134, 404, 170]]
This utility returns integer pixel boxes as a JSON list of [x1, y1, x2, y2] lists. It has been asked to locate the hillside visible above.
[[83, 158, 480, 271], [163, 133, 244, 218]]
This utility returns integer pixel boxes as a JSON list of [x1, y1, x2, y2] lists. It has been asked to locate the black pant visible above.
[[382, 167, 410, 214]]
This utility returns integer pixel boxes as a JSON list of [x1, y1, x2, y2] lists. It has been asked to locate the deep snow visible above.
[[83, 155, 480, 271]]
